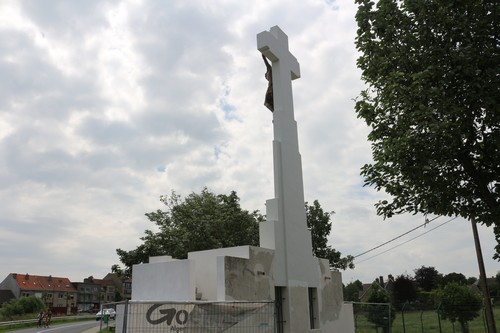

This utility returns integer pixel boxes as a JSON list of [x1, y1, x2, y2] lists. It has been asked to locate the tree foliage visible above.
[[365, 283, 396, 333], [115, 189, 352, 277], [0, 296, 45, 320], [442, 272, 467, 287], [438, 282, 482, 333], [344, 280, 364, 302], [414, 266, 441, 292], [355, 0, 500, 259], [392, 274, 417, 309], [466, 276, 478, 285], [115, 188, 261, 277], [491, 271, 500, 302], [305, 200, 354, 270]]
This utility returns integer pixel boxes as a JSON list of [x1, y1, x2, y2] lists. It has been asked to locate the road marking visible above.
[[36, 321, 94, 333]]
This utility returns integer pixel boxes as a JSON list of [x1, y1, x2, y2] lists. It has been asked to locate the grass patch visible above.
[[0, 316, 95, 333], [354, 306, 499, 333]]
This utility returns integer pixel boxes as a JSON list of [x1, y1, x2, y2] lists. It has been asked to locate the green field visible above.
[[354, 306, 499, 333]]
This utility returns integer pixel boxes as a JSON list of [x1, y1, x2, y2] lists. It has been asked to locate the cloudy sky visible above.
[[0, 0, 497, 286]]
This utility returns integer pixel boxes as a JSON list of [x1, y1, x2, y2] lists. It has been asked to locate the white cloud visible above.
[[0, 0, 497, 285]]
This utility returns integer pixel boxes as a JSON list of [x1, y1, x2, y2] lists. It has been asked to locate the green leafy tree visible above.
[[414, 266, 441, 292], [354, 0, 500, 259], [110, 264, 124, 278], [305, 200, 354, 269], [115, 190, 353, 277], [442, 272, 467, 287], [114, 290, 123, 302], [115, 188, 261, 277], [344, 280, 363, 302], [415, 289, 438, 311], [489, 271, 500, 304], [364, 283, 396, 333], [438, 282, 482, 333], [392, 274, 417, 310], [466, 276, 478, 285]]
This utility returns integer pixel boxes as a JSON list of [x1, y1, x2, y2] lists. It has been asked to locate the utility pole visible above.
[[471, 217, 497, 333]]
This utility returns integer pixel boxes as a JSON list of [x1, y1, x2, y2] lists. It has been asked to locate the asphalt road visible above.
[[6, 320, 100, 333]]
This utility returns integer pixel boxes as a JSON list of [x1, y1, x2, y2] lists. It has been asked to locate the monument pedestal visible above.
[[131, 245, 354, 332]]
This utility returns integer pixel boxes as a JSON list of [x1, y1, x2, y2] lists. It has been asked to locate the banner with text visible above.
[[126, 301, 274, 332]]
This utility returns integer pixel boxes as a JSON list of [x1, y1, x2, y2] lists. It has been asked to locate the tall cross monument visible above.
[[257, 26, 318, 287], [126, 26, 355, 333]]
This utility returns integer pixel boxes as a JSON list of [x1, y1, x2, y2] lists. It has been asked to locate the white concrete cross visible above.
[[257, 26, 300, 142], [257, 26, 316, 286]]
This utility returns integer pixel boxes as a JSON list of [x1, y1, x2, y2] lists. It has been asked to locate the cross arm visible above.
[[257, 26, 300, 80]]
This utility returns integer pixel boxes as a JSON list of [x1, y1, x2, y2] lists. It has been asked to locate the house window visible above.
[[21, 292, 30, 297], [308, 287, 319, 329]]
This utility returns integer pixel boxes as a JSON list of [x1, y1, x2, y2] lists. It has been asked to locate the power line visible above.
[[354, 217, 458, 265], [353, 215, 441, 259]]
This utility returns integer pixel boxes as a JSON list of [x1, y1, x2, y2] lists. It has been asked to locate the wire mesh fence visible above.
[[352, 302, 393, 333], [350, 302, 499, 333], [105, 300, 275, 333]]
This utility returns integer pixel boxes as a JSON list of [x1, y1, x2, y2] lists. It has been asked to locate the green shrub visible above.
[[0, 296, 45, 320]]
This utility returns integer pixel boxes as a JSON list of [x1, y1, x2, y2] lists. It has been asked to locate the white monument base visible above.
[[128, 246, 354, 332]]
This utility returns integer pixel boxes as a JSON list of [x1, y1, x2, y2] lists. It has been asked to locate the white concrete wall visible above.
[[115, 303, 125, 333], [131, 260, 195, 301], [188, 246, 250, 300], [216, 256, 226, 301], [330, 303, 355, 333], [260, 199, 287, 286], [222, 247, 275, 301], [149, 255, 173, 263], [128, 248, 354, 332]]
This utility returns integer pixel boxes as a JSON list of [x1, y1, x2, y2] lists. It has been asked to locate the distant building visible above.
[[0, 271, 134, 312], [102, 273, 132, 301], [72, 274, 124, 312], [0, 289, 15, 306], [0, 273, 77, 314], [93, 277, 116, 303], [473, 276, 499, 300], [359, 275, 395, 302], [72, 276, 103, 312]]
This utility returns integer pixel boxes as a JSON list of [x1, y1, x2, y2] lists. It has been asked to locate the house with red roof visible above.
[[0, 273, 77, 314]]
